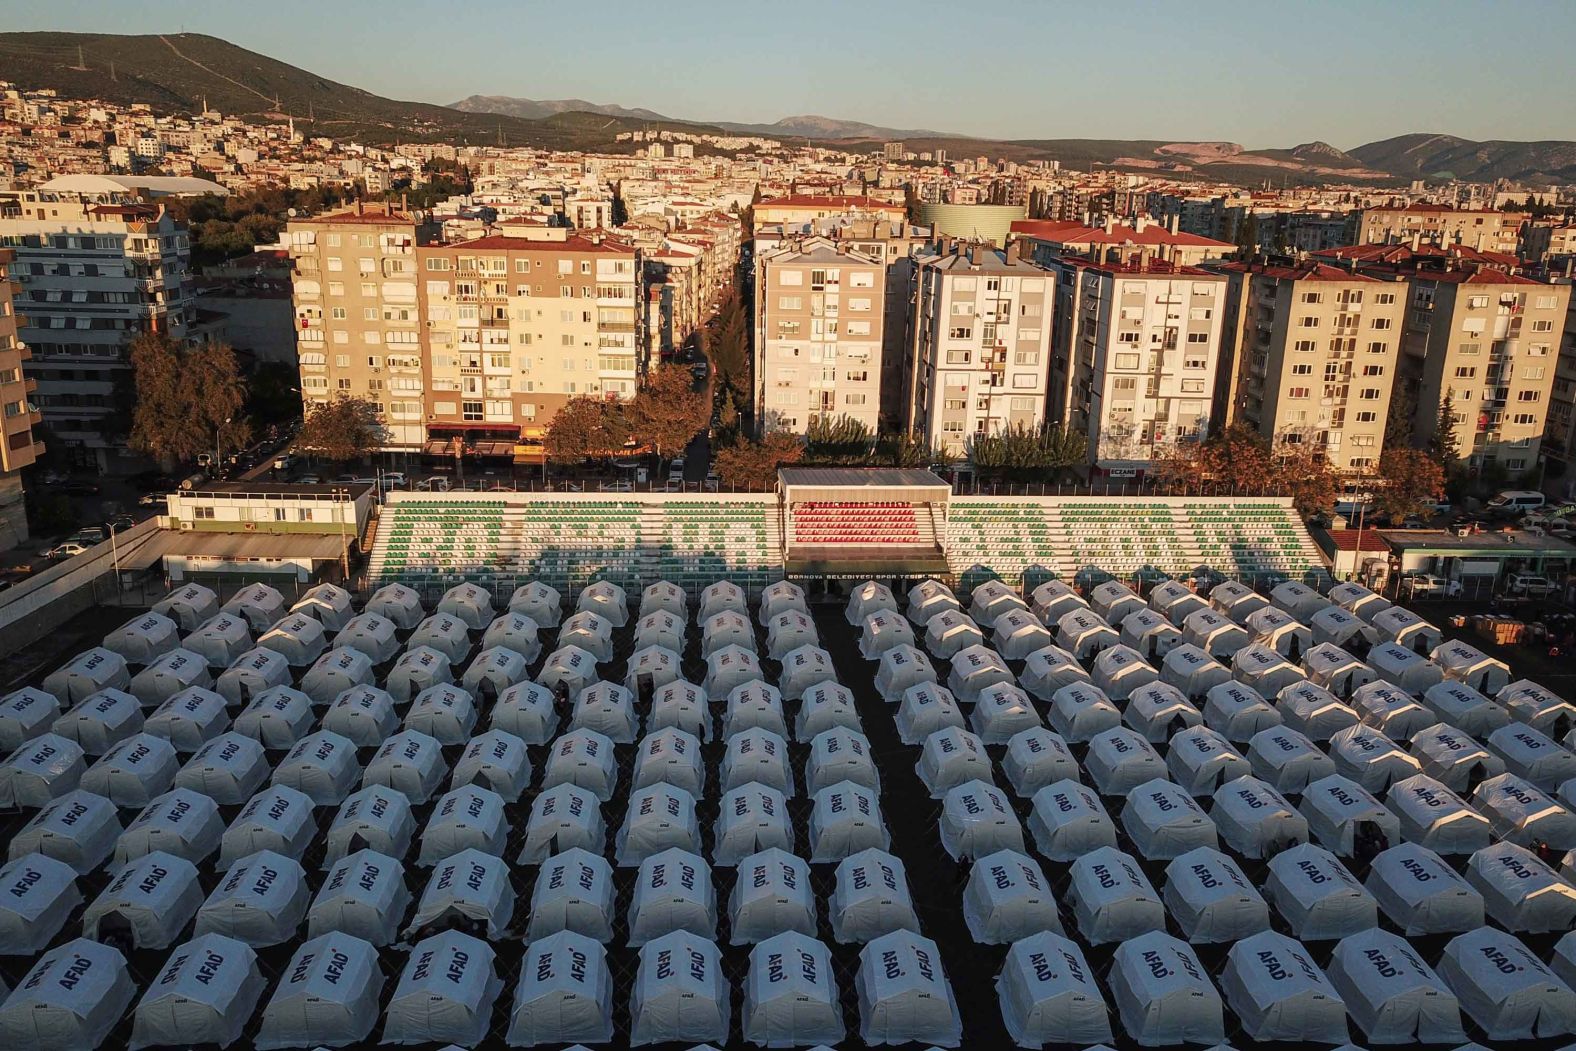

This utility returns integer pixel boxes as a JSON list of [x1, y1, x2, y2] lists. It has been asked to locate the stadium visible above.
[[1, 468, 1575, 1051]]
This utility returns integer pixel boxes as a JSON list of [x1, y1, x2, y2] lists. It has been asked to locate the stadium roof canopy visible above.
[[39, 174, 230, 197]]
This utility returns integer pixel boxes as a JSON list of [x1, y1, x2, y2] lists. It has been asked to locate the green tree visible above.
[[1375, 446, 1446, 521], [543, 397, 629, 465], [129, 333, 248, 467], [1384, 381, 1418, 448], [806, 415, 876, 465], [1234, 214, 1260, 257], [296, 396, 389, 462], [626, 367, 708, 462], [880, 433, 956, 470], [713, 432, 803, 489], [965, 422, 1087, 482], [1427, 390, 1462, 466]]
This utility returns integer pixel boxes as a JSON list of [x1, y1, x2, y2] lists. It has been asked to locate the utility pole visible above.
[[333, 487, 351, 583]]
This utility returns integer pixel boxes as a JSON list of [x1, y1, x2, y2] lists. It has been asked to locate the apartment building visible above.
[[1521, 222, 1576, 269], [1216, 261, 1407, 473], [753, 239, 885, 434], [1546, 284, 1576, 496], [0, 248, 44, 548], [1359, 204, 1525, 254], [0, 191, 193, 469], [909, 244, 1054, 456], [416, 225, 643, 453], [753, 195, 906, 229], [285, 203, 428, 450], [1047, 256, 1228, 476], [1014, 216, 1235, 268]]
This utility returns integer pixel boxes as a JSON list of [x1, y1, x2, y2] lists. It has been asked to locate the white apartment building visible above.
[[909, 244, 1054, 456]]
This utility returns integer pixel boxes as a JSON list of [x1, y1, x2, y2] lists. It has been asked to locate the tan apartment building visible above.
[[753, 239, 885, 434], [753, 195, 906, 230], [1359, 204, 1525, 255], [0, 248, 44, 548], [1546, 283, 1576, 497], [909, 243, 1054, 456], [1014, 216, 1236, 269], [1217, 261, 1407, 473]]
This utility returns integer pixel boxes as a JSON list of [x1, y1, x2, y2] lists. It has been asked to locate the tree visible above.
[[626, 367, 708, 462], [296, 396, 389, 462], [713, 432, 803, 490], [1427, 390, 1462, 466], [1375, 447, 1446, 521], [543, 397, 629, 465], [1384, 381, 1418, 448], [129, 333, 248, 466], [965, 422, 1088, 482], [880, 432, 955, 470], [1269, 435, 1338, 518], [805, 414, 876, 465]]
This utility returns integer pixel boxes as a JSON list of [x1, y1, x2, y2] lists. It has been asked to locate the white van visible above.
[[1485, 489, 1545, 517]]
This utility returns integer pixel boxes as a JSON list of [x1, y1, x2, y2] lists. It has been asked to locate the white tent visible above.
[[255, 932, 383, 1050], [0, 937, 133, 1050], [461, 646, 532, 699], [1303, 643, 1375, 700], [856, 930, 962, 1048], [1212, 775, 1309, 859], [1265, 842, 1378, 940], [1092, 644, 1160, 702], [1091, 580, 1144, 624], [723, 681, 788, 742], [240, 685, 338, 757], [1124, 681, 1202, 742], [1466, 841, 1576, 932], [963, 848, 1062, 942], [1204, 681, 1282, 743], [1247, 725, 1336, 794], [0, 851, 79, 953], [635, 579, 686, 621], [1413, 723, 1505, 793], [972, 578, 1029, 628], [1058, 608, 1121, 661], [383, 930, 501, 1046], [1276, 681, 1358, 742], [730, 847, 816, 944], [1109, 930, 1225, 1046], [184, 614, 254, 671], [701, 610, 755, 658], [1367, 641, 1445, 695], [971, 682, 1041, 744], [560, 610, 615, 663], [1222, 930, 1349, 1044], [915, 726, 991, 798], [0, 732, 85, 809], [362, 728, 448, 804], [1184, 608, 1251, 662], [1162, 643, 1234, 702], [1017, 647, 1088, 704], [491, 680, 559, 745], [217, 785, 315, 869], [807, 727, 879, 794], [1433, 639, 1511, 695], [1122, 608, 1184, 663], [153, 583, 221, 632], [1166, 725, 1251, 797], [1123, 778, 1219, 860], [195, 848, 309, 946], [630, 930, 729, 1046], [759, 580, 808, 623], [940, 779, 1025, 861], [1496, 680, 1576, 737], [571, 680, 637, 743], [81, 732, 178, 807], [1085, 726, 1166, 795], [115, 787, 222, 867], [1487, 722, 1576, 791], [221, 582, 288, 633], [1310, 606, 1380, 653], [627, 846, 716, 945], [1028, 779, 1118, 861], [130, 648, 214, 709], [406, 682, 479, 744], [325, 785, 415, 864], [257, 612, 328, 668], [408, 847, 516, 937], [451, 728, 532, 802], [103, 612, 181, 667], [10, 788, 120, 874], [1234, 643, 1306, 698], [998, 930, 1112, 1046], [847, 579, 899, 625], [307, 848, 411, 945], [364, 581, 426, 629], [616, 782, 701, 866], [83, 849, 201, 951], [810, 780, 889, 862], [1270, 580, 1330, 621], [526, 846, 615, 942], [698, 580, 748, 623], [993, 608, 1054, 661], [1330, 580, 1391, 622], [1471, 772, 1576, 849], [1030, 578, 1085, 626], [576, 580, 629, 628], [744, 931, 845, 1048], [624, 644, 682, 695], [910, 578, 961, 625], [633, 608, 686, 653], [175, 731, 269, 805], [1559, 931, 1576, 989], [901, 683, 958, 746], [1154, 581, 1209, 627], [518, 783, 607, 863], [321, 684, 398, 747], [433, 581, 495, 631], [215, 647, 293, 707], [145, 686, 229, 752], [797, 680, 861, 740], [765, 609, 818, 660], [1248, 606, 1314, 661], [705, 645, 762, 697], [831, 847, 919, 943], [1366, 841, 1485, 935], [506, 930, 615, 1047], [1387, 773, 1492, 854], [714, 782, 793, 864], [300, 647, 376, 707], [1163, 845, 1270, 943], [1002, 726, 1077, 797], [1300, 773, 1400, 857], [923, 609, 984, 662], [941, 645, 1010, 704], [633, 728, 705, 796], [0, 687, 61, 753], [1327, 927, 1466, 1044], [53, 689, 143, 756], [1329, 722, 1421, 792], [293, 582, 356, 632], [860, 610, 915, 660], [780, 644, 836, 702], [1372, 606, 1443, 655], [542, 728, 619, 801], [874, 643, 937, 703], [481, 612, 542, 664], [509, 580, 563, 627], [410, 612, 475, 666], [1439, 926, 1576, 1039], [131, 931, 264, 1049], [416, 784, 508, 866], [721, 727, 793, 795]]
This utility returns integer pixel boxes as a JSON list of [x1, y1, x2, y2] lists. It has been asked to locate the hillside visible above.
[[450, 94, 668, 123], [1351, 133, 1576, 184]]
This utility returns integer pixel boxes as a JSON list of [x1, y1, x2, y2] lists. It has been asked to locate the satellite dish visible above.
[[287, 207, 297, 217]]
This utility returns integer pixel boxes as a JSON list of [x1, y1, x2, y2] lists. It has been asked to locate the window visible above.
[[1522, 366, 1545, 380], [1015, 350, 1040, 366], [1467, 295, 1489, 309], [1531, 320, 1554, 332], [1513, 413, 1536, 425], [1012, 374, 1037, 389], [1119, 332, 1141, 344], [1517, 390, 1541, 402], [1298, 317, 1320, 328], [1349, 435, 1376, 448], [1300, 292, 1323, 304], [948, 327, 973, 339], [945, 350, 971, 364], [778, 269, 802, 286], [1294, 340, 1316, 353], [1181, 379, 1205, 393], [1370, 317, 1392, 330], [1358, 387, 1382, 400], [1291, 364, 1313, 376], [777, 296, 802, 311], [1115, 353, 1140, 370], [1361, 365, 1385, 376], [1506, 459, 1527, 471], [1355, 411, 1377, 423], [1113, 377, 1137, 392], [1186, 332, 1209, 343], [1367, 341, 1387, 354], [1374, 293, 1395, 304], [1455, 366, 1477, 378]]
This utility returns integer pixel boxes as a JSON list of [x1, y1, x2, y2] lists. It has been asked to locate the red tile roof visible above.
[[757, 194, 905, 212], [1011, 218, 1233, 249], [299, 207, 414, 226], [1217, 261, 1383, 283], [1328, 529, 1392, 553], [433, 232, 636, 254]]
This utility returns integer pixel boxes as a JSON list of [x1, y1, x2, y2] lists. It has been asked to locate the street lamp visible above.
[[332, 486, 351, 583], [214, 415, 232, 473]]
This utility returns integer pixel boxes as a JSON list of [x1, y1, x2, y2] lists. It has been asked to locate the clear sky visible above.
[[3, 0, 1573, 147]]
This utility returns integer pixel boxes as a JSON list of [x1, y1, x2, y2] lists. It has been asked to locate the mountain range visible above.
[[4, 31, 1575, 186]]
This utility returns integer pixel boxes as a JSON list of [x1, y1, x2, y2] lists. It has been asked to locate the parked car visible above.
[[40, 541, 92, 561], [1399, 514, 1429, 529], [273, 454, 297, 471], [414, 476, 451, 492], [598, 480, 634, 493], [1404, 573, 1462, 598], [105, 515, 135, 532], [138, 492, 166, 507], [57, 480, 101, 495], [1486, 489, 1546, 518], [297, 474, 322, 485], [1505, 573, 1560, 598], [70, 526, 108, 545]]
